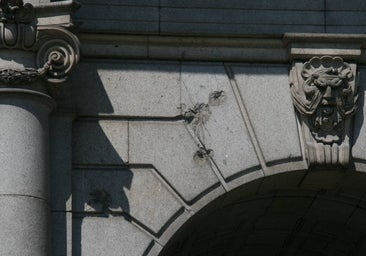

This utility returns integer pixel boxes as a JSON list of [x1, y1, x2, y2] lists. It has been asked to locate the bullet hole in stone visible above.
[[208, 90, 226, 106], [88, 189, 112, 214], [194, 147, 213, 164], [183, 103, 211, 125]]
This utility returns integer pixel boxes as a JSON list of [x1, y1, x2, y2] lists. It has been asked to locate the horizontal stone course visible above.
[[161, 9, 324, 25], [73, 0, 366, 35]]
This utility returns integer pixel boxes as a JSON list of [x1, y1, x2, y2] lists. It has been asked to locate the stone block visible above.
[[73, 168, 183, 234], [50, 115, 73, 211], [129, 121, 220, 203], [77, 0, 159, 6], [180, 63, 259, 179], [160, 23, 324, 36], [307, 198, 355, 223], [76, 20, 160, 33], [74, 217, 152, 256], [352, 68, 366, 161], [327, 0, 366, 11], [145, 242, 163, 256], [75, 5, 158, 21], [231, 65, 302, 165], [71, 61, 181, 117], [161, 9, 323, 25], [326, 26, 366, 34], [160, 0, 323, 10], [52, 212, 72, 256], [299, 170, 345, 191], [327, 12, 366, 26], [73, 120, 128, 165], [0, 196, 49, 256]]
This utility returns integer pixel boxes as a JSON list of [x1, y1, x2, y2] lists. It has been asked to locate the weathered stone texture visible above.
[[352, 67, 366, 162], [0, 197, 50, 256], [71, 61, 181, 117], [129, 121, 220, 202], [73, 120, 128, 165], [50, 115, 73, 211], [181, 64, 259, 178], [73, 168, 183, 233], [232, 65, 302, 165], [75, 217, 152, 256]]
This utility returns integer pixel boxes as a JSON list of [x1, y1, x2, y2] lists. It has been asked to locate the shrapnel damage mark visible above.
[[88, 189, 112, 215], [194, 147, 213, 164], [208, 90, 226, 106]]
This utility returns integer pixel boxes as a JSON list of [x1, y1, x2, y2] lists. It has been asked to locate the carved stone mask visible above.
[[290, 56, 357, 144]]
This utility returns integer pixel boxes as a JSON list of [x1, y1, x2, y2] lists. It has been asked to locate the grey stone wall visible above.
[[40, 1, 366, 255], [74, 0, 366, 35]]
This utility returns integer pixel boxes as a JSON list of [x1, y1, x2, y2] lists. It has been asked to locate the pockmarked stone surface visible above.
[[181, 63, 259, 178], [129, 121, 220, 203]]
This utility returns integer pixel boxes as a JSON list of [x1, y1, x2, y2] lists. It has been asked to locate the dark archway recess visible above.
[[160, 170, 366, 256]]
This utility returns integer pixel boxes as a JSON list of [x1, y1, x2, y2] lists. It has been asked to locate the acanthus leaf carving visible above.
[[0, 0, 35, 23], [290, 56, 358, 167], [0, 64, 48, 86]]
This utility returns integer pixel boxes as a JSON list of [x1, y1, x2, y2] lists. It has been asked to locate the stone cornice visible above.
[[78, 33, 366, 63]]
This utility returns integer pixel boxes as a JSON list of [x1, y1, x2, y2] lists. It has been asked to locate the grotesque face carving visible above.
[[291, 56, 357, 144]]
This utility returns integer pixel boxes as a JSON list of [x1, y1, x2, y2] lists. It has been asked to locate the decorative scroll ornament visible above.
[[290, 56, 358, 167], [0, 1, 80, 85]]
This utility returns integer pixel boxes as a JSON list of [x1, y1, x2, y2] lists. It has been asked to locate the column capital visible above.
[[0, 0, 80, 86]]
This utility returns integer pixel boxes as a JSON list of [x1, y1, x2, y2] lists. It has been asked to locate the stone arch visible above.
[[157, 169, 366, 256], [71, 61, 366, 256]]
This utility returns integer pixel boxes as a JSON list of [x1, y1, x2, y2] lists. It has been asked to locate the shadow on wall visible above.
[[352, 70, 365, 148], [51, 62, 134, 256]]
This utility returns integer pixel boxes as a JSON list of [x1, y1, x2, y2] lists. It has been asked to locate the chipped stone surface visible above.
[[181, 64, 259, 179], [73, 168, 183, 233], [232, 65, 302, 165], [73, 120, 128, 165], [129, 121, 220, 202]]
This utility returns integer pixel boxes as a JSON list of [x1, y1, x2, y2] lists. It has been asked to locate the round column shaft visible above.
[[0, 1, 80, 254], [0, 89, 54, 256]]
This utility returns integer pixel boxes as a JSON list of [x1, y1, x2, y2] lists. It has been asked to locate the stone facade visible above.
[[2, 0, 366, 255]]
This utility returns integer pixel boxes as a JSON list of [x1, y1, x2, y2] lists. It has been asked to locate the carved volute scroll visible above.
[[290, 56, 358, 167], [0, 0, 80, 86]]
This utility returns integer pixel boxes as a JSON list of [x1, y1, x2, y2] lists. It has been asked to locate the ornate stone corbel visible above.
[[290, 56, 358, 167]]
